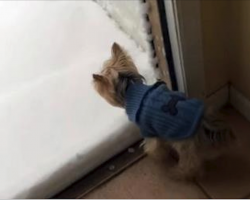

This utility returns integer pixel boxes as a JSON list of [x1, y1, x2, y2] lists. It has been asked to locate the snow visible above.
[[0, 0, 156, 198], [95, 0, 151, 52]]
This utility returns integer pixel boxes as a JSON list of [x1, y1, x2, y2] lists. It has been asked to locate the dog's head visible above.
[[93, 42, 144, 107]]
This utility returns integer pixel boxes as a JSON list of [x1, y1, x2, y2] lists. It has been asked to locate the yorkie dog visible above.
[[93, 43, 235, 180]]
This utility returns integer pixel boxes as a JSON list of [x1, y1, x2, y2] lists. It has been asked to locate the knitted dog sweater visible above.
[[125, 82, 204, 141]]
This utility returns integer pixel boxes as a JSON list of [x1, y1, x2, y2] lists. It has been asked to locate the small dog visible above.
[[93, 42, 235, 180]]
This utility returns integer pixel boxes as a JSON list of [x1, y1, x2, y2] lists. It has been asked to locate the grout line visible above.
[[205, 83, 229, 110], [205, 83, 229, 99], [194, 179, 213, 199]]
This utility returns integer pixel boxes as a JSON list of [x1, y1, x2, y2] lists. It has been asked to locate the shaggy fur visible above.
[[93, 43, 235, 180]]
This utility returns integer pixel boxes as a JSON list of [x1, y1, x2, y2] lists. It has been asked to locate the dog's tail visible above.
[[198, 107, 236, 147]]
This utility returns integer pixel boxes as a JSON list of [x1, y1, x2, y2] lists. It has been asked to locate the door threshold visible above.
[[53, 140, 145, 199]]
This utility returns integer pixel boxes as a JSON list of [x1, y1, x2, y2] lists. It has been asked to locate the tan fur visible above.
[[93, 43, 139, 107], [93, 42, 236, 180]]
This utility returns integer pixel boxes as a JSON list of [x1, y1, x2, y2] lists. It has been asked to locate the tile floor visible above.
[[85, 108, 250, 199]]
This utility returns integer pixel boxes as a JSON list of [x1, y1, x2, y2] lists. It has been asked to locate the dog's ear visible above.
[[93, 74, 102, 81], [111, 42, 125, 58], [92, 74, 108, 84]]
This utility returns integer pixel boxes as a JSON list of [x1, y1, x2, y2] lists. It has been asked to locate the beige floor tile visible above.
[[85, 157, 207, 199], [86, 107, 250, 199], [198, 108, 250, 198]]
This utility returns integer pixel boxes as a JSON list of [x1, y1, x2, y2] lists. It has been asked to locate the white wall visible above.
[[229, 0, 250, 101], [200, 0, 231, 95]]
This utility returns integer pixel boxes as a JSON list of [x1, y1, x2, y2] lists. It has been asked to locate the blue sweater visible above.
[[125, 82, 204, 141]]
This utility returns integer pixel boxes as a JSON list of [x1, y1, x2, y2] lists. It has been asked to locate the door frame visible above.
[[164, 0, 206, 99]]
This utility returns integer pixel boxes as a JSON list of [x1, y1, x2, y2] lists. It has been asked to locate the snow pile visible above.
[[96, 0, 151, 52], [0, 1, 156, 198]]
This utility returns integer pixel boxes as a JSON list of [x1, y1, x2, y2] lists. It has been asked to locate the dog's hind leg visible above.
[[168, 141, 203, 181]]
